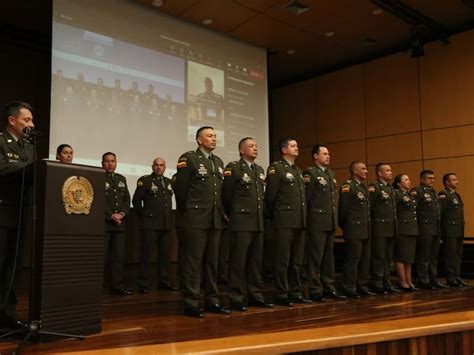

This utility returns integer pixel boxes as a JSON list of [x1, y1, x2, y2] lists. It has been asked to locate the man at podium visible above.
[[0, 101, 35, 329]]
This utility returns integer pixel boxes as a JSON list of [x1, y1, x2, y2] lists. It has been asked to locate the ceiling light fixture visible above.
[[325, 31, 335, 37], [284, 1, 310, 15], [152, 0, 164, 7], [202, 18, 213, 25], [287, 49, 296, 54], [372, 7, 383, 15]]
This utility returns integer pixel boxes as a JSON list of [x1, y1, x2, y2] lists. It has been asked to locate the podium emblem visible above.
[[62, 176, 94, 215]]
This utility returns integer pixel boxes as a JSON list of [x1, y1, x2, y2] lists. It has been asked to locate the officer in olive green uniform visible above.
[[368, 163, 398, 293], [102, 152, 132, 295], [412, 170, 445, 289], [222, 137, 273, 310], [338, 162, 372, 298], [0, 102, 34, 328], [303, 145, 345, 301], [133, 157, 175, 294], [265, 138, 309, 305], [174, 126, 228, 318], [438, 173, 468, 287]]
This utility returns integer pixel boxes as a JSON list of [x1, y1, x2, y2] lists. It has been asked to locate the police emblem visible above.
[[62, 176, 94, 215]]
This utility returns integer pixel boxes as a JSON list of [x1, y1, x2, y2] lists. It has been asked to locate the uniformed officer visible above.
[[174, 126, 229, 318], [439, 173, 468, 287], [223, 137, 273, 311], [133, 157, 177, 294], [265, 137, 309, 306], [303, 145, 346, 302], [0, 101, 34, 329], [412, 170, 447, 289], [392, 174, 419, 291], [368, 163, 399, 294], [102, 152, 132, 295], [338, 161, 373, 298]]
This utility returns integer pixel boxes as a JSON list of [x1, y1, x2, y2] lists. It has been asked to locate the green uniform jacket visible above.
[[222, 158, 265, 232], [132, 174, 173, 230], [303, 165, 337, 231], [438, 188, 464, 238], [264, 160, 306, 229], [411, 185, 440, 236], [394, 189, 418, 236], [105, 172, 130, 232], [174, 148, 225, 230], [368, 180, 397, 238], [0, 130, 34, 228], [338, 180, 370, 240]]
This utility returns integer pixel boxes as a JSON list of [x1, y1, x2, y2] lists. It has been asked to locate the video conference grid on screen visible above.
[[50, 0, 269, 189]]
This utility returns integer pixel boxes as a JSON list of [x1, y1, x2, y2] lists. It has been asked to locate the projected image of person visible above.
[[197, 77, 224, 123], [143, 84, 160, 109], [56, 144, 73, 163]]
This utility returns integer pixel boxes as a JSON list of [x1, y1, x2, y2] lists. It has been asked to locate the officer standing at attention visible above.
[[102, 152, 132, 295], [174, 126, 229, 318], [0, 102, 34, 329], [133, 157, 177, 294], [222, 137, 273, 311], [265, 137, 310, 306], [338, 161, 374, 298], [438, 173, 469, 287], [368, 163, 399, 294], [303, 144, 346, 302], [412, 170, 446, 290]]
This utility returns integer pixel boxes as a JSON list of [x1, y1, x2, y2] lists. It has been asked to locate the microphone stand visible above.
[[0, 130, 85, 349]]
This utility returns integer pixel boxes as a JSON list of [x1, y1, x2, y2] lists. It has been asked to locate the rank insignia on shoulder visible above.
[[341, 185, 350, 193], [177, 161, 187, 169], [224, 169, 232, 176], [137, 180, 144, 187]]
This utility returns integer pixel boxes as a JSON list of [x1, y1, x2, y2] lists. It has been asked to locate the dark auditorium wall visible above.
[[271, 28, 474, 238]]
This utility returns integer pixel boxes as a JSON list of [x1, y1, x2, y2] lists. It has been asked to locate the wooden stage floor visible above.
[[1, 277, 474, 354]]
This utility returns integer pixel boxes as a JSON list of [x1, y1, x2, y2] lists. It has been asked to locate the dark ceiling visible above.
[[1, 0, 474, 87]]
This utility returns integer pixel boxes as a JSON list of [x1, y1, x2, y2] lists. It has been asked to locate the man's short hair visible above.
[[349, 161, 364, 175], [279, 137, 296, 154], [238, 137, 254, 151], [195, 126, 214, 140], [420, 169, 434, 179], [3, 101, 33, 124], [443, 173, 456, 186], [102, 152, 116, 162], [311, 144, 328, 158], [375, 162, 389, 175]]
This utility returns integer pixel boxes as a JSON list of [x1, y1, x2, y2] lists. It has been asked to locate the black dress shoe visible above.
[[431, 281, 449, 289], [250, 300, 274, 308], [447, 280, 462, 288], [371, 287, 388, 295], [275, 299, 294, 307], [184, 307, 204, 318], [289, 296, 312, 304], [397, 284, 413, 292], [205, 304, 231, 315], [0, 317, 28, 329], [110, 288, 133, 295], [457, 279, 470, 287], [410, 286, 421, 291], [418, 282, 435, 290], [359, 290, 377, 296], [324, 291, 347, 300], [138, 286, 149, 294], [386, 287, 401, 293], [158, 282, 178, 291], [230, 303, 247, 312], [344, 291, 360, 299], [310, 294, 326, 303]]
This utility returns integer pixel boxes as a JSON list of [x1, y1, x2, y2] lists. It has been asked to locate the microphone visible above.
[[23, 127, 42, 137]]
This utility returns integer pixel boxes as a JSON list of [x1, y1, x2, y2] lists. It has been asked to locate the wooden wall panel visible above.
[[423, 156, 474, 236], [272, 79, 316, 149], [297, 146, 314, 171], [326, 140, 366, 169], [422, 125, 474, 160], [367, 132, 422, 165], [316, 65, 365, 143], [419, 30, 474, 130], [365, 53, 421, 137]]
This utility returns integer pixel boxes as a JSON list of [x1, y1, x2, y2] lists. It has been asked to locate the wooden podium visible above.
[[29, 160, 105, 336]]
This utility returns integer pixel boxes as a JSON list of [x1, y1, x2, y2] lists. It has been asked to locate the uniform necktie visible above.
[[208, 154, 215, 172], [159, 176, 165, 188]]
